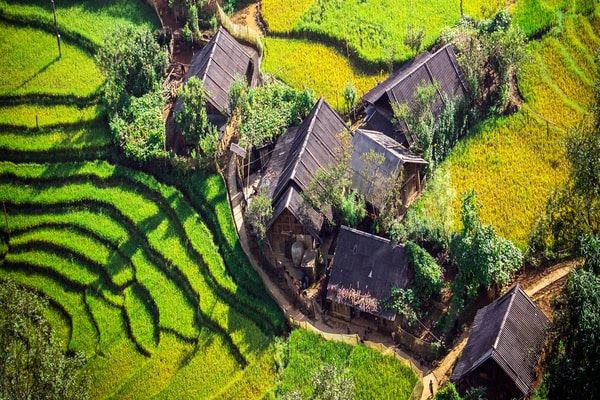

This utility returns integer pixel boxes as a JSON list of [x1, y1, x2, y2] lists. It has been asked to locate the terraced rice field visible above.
[[418, 10, 600, 249]]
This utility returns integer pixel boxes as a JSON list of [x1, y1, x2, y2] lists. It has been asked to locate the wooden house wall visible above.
[[400, 163, 422, 208], [456, 359, 523, 400], [266, 209, 316, 268]]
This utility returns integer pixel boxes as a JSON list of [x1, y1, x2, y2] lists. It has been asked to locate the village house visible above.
[[362, 44, 468, 147], [326, 226, 413, 331], [171, 27, 260, 151], [350, 128, 427, 213], [451, 284, 549, 399], [258, 98, 347, 283]]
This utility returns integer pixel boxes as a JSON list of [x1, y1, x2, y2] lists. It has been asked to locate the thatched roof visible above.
[[326, 226, 413, 321], [451, 284, 549, 396]]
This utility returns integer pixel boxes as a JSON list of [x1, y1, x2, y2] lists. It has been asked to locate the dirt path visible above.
[[231, 3, 264, 36]]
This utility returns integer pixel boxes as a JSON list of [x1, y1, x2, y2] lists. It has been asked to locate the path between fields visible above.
[[224, 155, 577, 399]]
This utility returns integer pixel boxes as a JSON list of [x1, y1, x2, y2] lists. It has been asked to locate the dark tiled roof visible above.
[[259, 126, 299, 200], [266, 185, 324, 240], [451, 284, 549, 395], [350, 129, 426, 209], [363, 45, 467, 142], [271, 98, 348, 202], [326, 226, 413, 321], [174, 27, 258, 116]]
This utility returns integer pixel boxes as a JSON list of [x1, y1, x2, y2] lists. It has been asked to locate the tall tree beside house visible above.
[[405, 241, 443, 301], [450, 190, 522, 302], [245, 190, 273, 243], [175, 76, 219, 157], [0, 279, 90, 400], [342, 81, 357, 117], [97, 27, 168, 162]]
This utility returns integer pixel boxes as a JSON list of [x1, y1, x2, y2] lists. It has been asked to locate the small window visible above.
[[352, 244, 358, 254]]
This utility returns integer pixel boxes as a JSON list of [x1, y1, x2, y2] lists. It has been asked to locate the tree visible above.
[[96, 27, 168, 111], [339, 190, 366, 228], [281, 363, 354, 400], [109, 89, 167, 163], [405, 241, 443, 301], [245, 191, 273, 243], [342, 81, 357, 117], [545, 269, 600, 399], [451, 190, 523, 299], [175, 76, 219, 155], [0, 279, 90, 400], [383, 287, 419, 327]]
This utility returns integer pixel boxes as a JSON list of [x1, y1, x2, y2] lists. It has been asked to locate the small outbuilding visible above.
[[350, 129, 427, 212], [258, 98, 347, 274], [326, 226, 412, 330], [172, 27, 260, 147], [451, 284, 549, 400], [362, 44, 467, 147]]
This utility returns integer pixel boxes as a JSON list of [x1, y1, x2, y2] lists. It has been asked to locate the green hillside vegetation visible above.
[[416, 10, 599, 249]]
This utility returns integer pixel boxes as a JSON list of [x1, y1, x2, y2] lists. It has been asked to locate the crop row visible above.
[[0, 103, 103, 129], [0, 163, 272, 358]]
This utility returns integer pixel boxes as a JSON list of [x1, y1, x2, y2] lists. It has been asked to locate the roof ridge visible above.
[[340, 225, 395, 246], [493, 284, 520, 349]]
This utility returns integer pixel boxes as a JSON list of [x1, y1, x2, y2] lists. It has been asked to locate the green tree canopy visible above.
[[0, 279, 89, 400], [175, 76, 218, 152]]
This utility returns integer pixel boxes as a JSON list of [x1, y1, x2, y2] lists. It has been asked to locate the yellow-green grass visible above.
[[425, 13, 598, 248], [3, 210, 198, 338], [8, 226, 134, 287], [0, 0, 158, 47], [0, 269, 99, 354], [0, 124, 111, 153], [263, 37, 384, 110], [0, 21, 103, 97], [0, 103, 103, 128], [262, 0, 315, 33], [123, 284, 157, 354], [0, 161, 271, 355], [278, 329, 418, 400]]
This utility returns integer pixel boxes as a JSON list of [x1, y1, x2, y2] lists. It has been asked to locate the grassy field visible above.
[[263, 37, 384, 110], [277, 330, 418, 400], [417, 10, 600, 249]]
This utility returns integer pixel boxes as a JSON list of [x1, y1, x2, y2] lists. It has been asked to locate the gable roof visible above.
[[175, 27, 258, 116], [326, 226, 413, 321], [363, 45, 467, 144], [270, 97, 347, 202], [350, 129, 426, 209], [266, 185, 325, 240], [451, 284, 549, 395]]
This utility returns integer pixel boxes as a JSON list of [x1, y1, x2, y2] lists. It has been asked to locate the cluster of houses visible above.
[[176, 27, 550, 399]]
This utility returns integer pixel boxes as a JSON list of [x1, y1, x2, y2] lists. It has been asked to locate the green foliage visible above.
[[237, 81, 315, 148], [276, 329, 417, 400], [339, 190, 366, 228], [383, 287, 419, 326], [451, 190, 523, 299], [435, 383, 461, 400], [246, 191, 273, 242], [342, 81, 357, 115], [545, 268, 600, 399], [463, 387, 486, 400], [0, 278, 90, 400], [403, 26, 426, 54], [514, 0, 557, 38], [96, 26, 167, 111], [109, 89, 167, 163], [175, 76, 218, 152], [581, 234, 600, 275], [405, 241, 443, 301]]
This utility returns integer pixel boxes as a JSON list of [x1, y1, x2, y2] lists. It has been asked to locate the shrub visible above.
[[339, 190, 366, 228], [245, 191, 273, 243], [96, 26, 168, 111], [109, 89, 167, 163], [435, 383, 461, 400], [451, 190, 523, 299], [175, 76, 218, 153], [405, 241, 443, 301]]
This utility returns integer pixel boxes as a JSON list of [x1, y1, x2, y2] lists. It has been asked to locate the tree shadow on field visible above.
[[11, 56, 59, 94]]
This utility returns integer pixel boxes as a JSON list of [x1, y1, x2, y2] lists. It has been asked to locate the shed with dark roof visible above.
[[451, 284, 549, 399], [363, 44, 467, 146], [326, 226, 413, 326], [258, 98, 347, 271], [172, 27, 259, 141], [350, 129, 426, 211]]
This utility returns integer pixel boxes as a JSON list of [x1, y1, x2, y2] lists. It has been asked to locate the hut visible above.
[[451, 284, 549, 399], [172, 27, 260, 148], [350, 129, 427, 212], [326, 226, 412, 330], [362, 44, 467, 147], [258, 98, 347, 275]]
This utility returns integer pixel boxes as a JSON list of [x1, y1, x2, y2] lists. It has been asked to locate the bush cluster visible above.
[[405, 241, 443, 301]]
